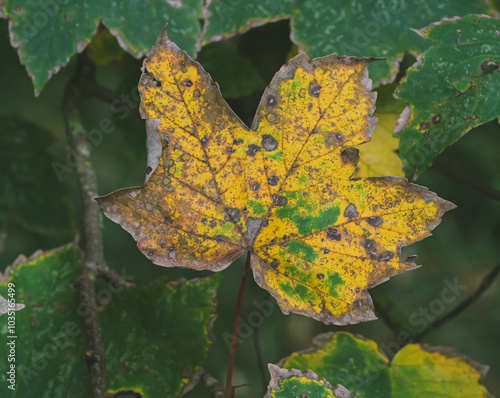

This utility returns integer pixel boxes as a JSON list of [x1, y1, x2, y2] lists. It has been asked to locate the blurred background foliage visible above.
[[0, 7, 499, 397]]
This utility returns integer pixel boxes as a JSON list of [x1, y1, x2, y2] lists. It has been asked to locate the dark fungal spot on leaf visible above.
[[316, 273, 325, 280], [268, 175, 279, 186], [324, 249, 330, 254], [261, 135, 278, 151], [193, 89, 201, 99], [344, 204, 359, 219], [378, 251, 394, 261], [327, 228, 341, 241], [266, 95, 277, 108], [227, 147, 235, 153], [227, 207, 241, 223], [246, 144, 261, 156], [183, 79, 193, 87], [480, 60, 500, 73], [367, 216, 382, 227], [325, 132, 344, 147], [200, 136, 208, 146], [362, 239, 377, 258], [300, 394, 309, 398], [431, 114, 441, 124], [251, 182, 260, 191], [233, 138, 243, 145], [353, 299, 364, 309], [273, 194, 288, 206], [146, 166, 152, 174], [209, 220, 217, 228], [153, 77, 161, 87], [169, 246, 175, 252], [419, 121, 430, 130], [341, 147, 359, 164], [246, 217, 263, 243], [309, 82, 322, 97], [356, 287, 360, 293], [271, 259, 279, 268]]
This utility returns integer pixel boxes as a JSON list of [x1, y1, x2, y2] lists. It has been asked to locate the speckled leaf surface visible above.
[[205, 0, 494, 86], [265, 365, 355, 398], [97, 29, 454, 325], [0, 0, 204, 94], [395, 15, 500, 180], [0, 245, 220, 397], [280, 332, 491, 398], [354, 85, 404, 178], [0, 246, 89, 397], [103, 275, 221, 397]]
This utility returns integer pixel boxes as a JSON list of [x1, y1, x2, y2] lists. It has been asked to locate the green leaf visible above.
[[266, 364, 354, 398], [1, 0, 204, 94], [280, 332, 491, 398], [205, 0, 493, 86], [0, 245, 220, 397], [395, 15, 500, 179]]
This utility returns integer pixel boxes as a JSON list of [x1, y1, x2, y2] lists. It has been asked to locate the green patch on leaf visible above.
[[266, 150, 284, 161], [287, 240, 318, 262], [276, 197, 340, 236], [248, 199, 267, 215]]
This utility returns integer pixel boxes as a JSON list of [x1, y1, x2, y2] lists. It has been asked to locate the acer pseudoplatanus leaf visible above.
[[97, 28, 454, 325]]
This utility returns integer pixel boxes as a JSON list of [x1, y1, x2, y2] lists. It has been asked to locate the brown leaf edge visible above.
[[265, 364, 355, 398]]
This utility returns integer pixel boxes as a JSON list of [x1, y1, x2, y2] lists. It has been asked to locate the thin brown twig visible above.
[[432, 161, 500, 202], [65, 60, 108, 397], [417, 263, 500, 340], [225, 253, 252, 398]]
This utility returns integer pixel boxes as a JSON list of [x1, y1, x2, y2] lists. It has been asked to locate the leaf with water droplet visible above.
[[280, 331, 491, 397], [396, 15, 500, 180], [265, 365, 354, 398], [97, 28, 454, 325]]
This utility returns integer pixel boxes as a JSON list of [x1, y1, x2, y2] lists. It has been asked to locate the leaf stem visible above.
[[64, 58, 108, 398], [225, 253, 251, 398]]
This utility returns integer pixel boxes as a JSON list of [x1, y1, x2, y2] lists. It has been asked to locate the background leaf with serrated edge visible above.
[[0, 245, 220, 398], [265, 364, 354, 398], [395, 15, 500, 180], [0, 0, 204, 95], [280, 332, 491, 398], [354, 84, 405, 178], [205, 0, 494, 86], [97, 28, 454, 325]]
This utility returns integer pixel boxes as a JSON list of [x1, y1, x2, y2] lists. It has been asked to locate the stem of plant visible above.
[[225, 252, 252, 398]]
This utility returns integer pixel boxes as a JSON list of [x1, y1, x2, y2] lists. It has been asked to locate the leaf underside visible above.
[[97, 28, 454, 325]]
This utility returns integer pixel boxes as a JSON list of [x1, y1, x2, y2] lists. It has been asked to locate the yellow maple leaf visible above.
[[97, 29, 454, 325]]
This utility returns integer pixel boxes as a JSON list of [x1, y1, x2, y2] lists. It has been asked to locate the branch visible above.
[[417, 263, 500, 340], [64, 61, 108, 397], [432, 161, 500, 202]]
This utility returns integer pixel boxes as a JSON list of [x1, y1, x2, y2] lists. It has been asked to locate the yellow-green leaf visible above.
[[355, 85, 404, 178], [281, 332, 491, 397], [266, 364, 354, 398], [97, 28, 454, 325]]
